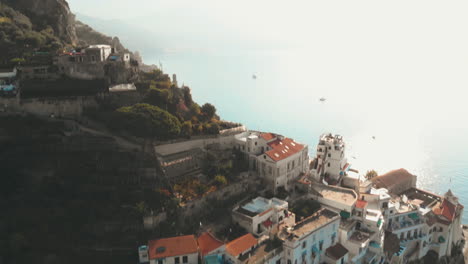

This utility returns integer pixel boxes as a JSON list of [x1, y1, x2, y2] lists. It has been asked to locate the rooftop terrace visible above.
[[313, 184, 357, 206], [236, 197, 288, 218], [279, 208, 338, 241]]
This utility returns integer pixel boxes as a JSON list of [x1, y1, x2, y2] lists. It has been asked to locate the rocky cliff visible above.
[[4, 0, 78, 45]]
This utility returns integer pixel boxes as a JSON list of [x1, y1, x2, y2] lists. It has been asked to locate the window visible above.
[[288, 260, 291, 264], [328, 147, 331, 150], [183, 256, 188, 263], [295, 260, 297, 264], [328, 154, 331, 157], [175, 257, 180, 264], [276, 260, 281, 264], [158, 260, 163, 264], [302, 241, 306, 249], [255, 142, 257, 146], [439, 227, 443, 232], [328, 163, 330, 167], [319, 241, 324, 251], [292, 161, 295, 168], [91, 55, 96, 62]]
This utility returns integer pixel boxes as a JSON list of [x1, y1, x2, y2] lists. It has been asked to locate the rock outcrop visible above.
[[5, 0, 78, 45]]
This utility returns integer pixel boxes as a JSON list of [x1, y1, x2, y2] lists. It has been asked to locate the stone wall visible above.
[[179, 175, 260, 218], [19, 96, 98, 117], [154, 134, 239, 157]]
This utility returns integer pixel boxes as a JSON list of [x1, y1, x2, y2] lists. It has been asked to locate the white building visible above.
[[310, 133, 349, 185], [234, 131, 309, 192], [146, 235, 199, 264], [232, 197, 295, 236], [278, 208, 343, 264]]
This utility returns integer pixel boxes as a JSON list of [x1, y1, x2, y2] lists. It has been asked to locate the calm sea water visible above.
[[146, 49, 468, 223]]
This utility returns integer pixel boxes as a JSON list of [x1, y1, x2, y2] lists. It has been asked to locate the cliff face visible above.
[[5, 0, 78, 45], [75, 20, 129, 52]]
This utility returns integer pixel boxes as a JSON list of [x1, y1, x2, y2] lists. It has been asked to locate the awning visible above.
[[340, 211, 351, 219], [439, 236, 446, 243], [408, 213, 419, 220], [370, 241, 381, 248]]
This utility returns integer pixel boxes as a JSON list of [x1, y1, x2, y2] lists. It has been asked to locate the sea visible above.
[[145, 48, 468, 223]]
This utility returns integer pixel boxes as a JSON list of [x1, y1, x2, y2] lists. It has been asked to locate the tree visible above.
[[201, 103, 216, 119], [144, 87, 170, 109], [182, 87, 193, 106], [365, 170, 378, 180], [214, 175, 227, 186], [135, 201, 148, 216], [205, 122, 220, 135], [115, 103, 181, 139], [181, 121, 192, 138]]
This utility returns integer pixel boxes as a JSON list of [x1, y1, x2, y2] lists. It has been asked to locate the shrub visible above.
[[115, 103, 181, 139], [365, 170, 378, 180], [214, 175, 227, 186]]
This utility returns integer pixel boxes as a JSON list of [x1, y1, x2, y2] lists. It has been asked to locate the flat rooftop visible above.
[[236, 197, 288, 217], [280, 208, 338, 241], [314, 185, 357, 206], [401, 188, 441, 209]]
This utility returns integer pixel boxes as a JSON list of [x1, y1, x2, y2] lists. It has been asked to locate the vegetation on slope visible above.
[[0, 4, 65, 64]]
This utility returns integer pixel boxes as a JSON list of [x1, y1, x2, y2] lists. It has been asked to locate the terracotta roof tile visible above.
[[148, 235, 198, 260], [326, 243, 349, 260], [355, 200, 368, 209], [265, 138, 305, 162], [433, 199, 457, 222], [260, 133, 276, 141], [371, 168, 415, 190], [226, 233, 257, 257], [197, 232, 224, 257]]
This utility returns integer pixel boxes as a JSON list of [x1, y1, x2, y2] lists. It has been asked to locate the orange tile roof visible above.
[[355, 200, 368, 209], [197, 232, 224, 257], [371, 168, 414, 189], [226, 233, 257, 257], [148, 235, 198, 260], [265, 138, 305, 162], [433, 199, 457, 222], [260, 133, 276, 141]]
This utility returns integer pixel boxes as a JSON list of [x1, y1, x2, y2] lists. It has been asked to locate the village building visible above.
[[56, 44, 132, 81], [371, 169, 417, 195], [278, 208, 342, 264], [310, 133, 349, 185], [145, 235, 199, 264], [225, 233, 259, 264], [232, 197, 295, 236], [197, 232, 225, 264], [139, 132, 465, 264], [234, 131, 309, 192]]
